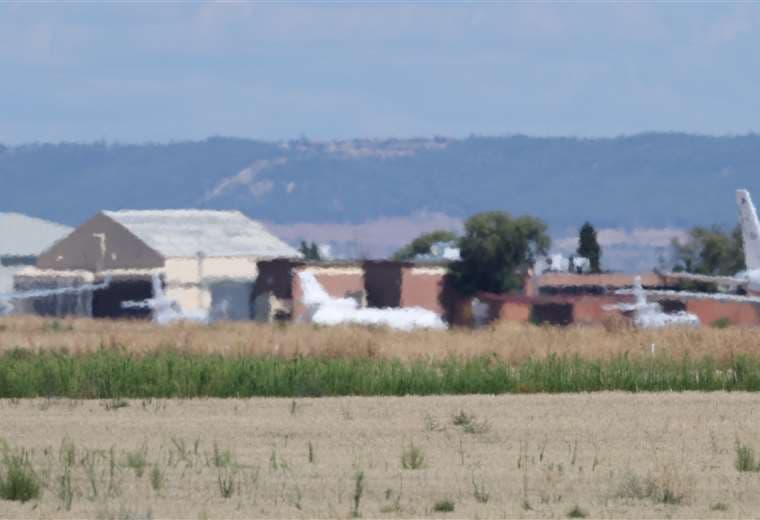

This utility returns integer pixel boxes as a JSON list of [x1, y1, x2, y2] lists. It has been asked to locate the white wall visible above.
[[164, 256, 259, 312]]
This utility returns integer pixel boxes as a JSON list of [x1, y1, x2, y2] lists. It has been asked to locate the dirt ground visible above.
[[1, 393, 759, 519]]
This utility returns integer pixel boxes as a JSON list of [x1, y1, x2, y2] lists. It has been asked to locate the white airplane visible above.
[[0, 276, 112, 316], [658, 189, 760, 295], [298, 271, 446, 331], [121, 273, 209, 325], [605, 276, 700, 329]]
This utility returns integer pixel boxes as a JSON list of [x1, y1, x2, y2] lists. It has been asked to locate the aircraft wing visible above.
[[0, 276, 111, 301], [615, 287, 760, 304]]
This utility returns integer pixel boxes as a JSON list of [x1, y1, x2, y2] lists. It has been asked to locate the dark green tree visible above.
[[671, 224, 744, 275], [299, 240, 322, 261], [448, 212, 550, 295], [391, 230, 458, 261], [576, 221, 602, 273]]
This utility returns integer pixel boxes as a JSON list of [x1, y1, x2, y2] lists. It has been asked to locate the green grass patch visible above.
[[0, 348, 759, 397], [0, 448, 41, 502]]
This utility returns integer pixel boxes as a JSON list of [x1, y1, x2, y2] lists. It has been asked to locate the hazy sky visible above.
[[2, 2, 759, 144]]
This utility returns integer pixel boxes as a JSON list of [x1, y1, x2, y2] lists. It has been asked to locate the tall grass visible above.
[[1, 348, 759, 397], [3, 316, 760, 365]]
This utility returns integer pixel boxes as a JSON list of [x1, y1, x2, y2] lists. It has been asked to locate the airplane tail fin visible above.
[[737, 190, 760, 271], [297, 271, 331, 306]]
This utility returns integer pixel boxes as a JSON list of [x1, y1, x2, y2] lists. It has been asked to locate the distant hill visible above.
[[2, 133, 759, 232]]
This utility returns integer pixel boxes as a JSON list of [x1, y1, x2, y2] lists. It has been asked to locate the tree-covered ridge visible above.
[[1, 133, 759, 230]]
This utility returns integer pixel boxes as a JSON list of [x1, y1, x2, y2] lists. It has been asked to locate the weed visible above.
[[45, 320, 72, 332], [269, 448, 278, 471], [352, 470, 364, 518], [106, 446, 120, 497], [710, 502, 729, 511], [217, 467, 236, 498], [712, 317, 731, 329], [401, 442, 425, 470], [308, 441, 315, 464], [126, 447, 147, 478], [150, 465, 165, 493], [290, 400, 297, 415], [104, 398, 129, 411], [424, 414, 445, 432], [735, 441, 759, 472], [471, 474, 489, 503], [0, 450, 40, 502], [452, 410, 490, 434], [614, 470, 688, 505], [58, 465, 73, 510], [567, 505, 588, 518], [171, 437, 188, 462], [433, 498, 455, 513], [213, 443, 233, 468], [60, 437, 76, 467], [83, 450, 99, 499]]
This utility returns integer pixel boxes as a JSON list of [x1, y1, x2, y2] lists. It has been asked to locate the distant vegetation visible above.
[[577, 222, 602, 273], [391, 229, 457, 260], [1, 348, 760, 398], [670, 224, 745, 276], [449, 212, 549, 294], [2, 134, 760, 230]]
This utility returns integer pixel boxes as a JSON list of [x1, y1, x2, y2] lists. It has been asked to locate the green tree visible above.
[[448, 212, 550, 295], [299, 241, 322, 261], [576, 221, 602, 273], [671, 225, 744, 275], [392, 230, 458, 261]]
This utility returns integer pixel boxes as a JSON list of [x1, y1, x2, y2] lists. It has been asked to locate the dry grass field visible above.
[[1, 393, 760, 519], [1, 316, 760, 362]]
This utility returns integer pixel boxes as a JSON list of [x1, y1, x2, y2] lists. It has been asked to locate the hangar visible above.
[[0, 212, 71, 296], [14, 210, 299, 319]]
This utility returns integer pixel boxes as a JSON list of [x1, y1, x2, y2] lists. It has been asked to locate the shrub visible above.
[[401, 443, 425, 470], [567, 505, 587, 518], [0, 451, 40, 502], [433, 499, 455, 513], [150, 465, 165, 493], [126, 447, 147, 478], [614, 469, 689, 505], [711, 317, 731, 329], [452, 410, 491, 434], [735, 441, 759, 472]]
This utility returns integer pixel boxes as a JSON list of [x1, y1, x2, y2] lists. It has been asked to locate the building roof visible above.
[[102, 209, 300, 258], [537, 272, 663, 288], [0, 213, 72, 257]]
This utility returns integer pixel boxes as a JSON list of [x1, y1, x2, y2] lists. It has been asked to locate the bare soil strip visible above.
[[1, 392, 758, 518]]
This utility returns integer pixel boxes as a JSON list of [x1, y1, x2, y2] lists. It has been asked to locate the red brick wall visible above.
[[685, 299, 760, 326], [399, 267, 447, 314], [498, 301, 532, 322]]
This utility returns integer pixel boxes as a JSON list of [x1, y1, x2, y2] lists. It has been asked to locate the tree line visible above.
[[392, 213, 744, 296]]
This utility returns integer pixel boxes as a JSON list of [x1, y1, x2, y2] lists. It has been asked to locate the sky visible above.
[[2, 2, 760, 144]]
